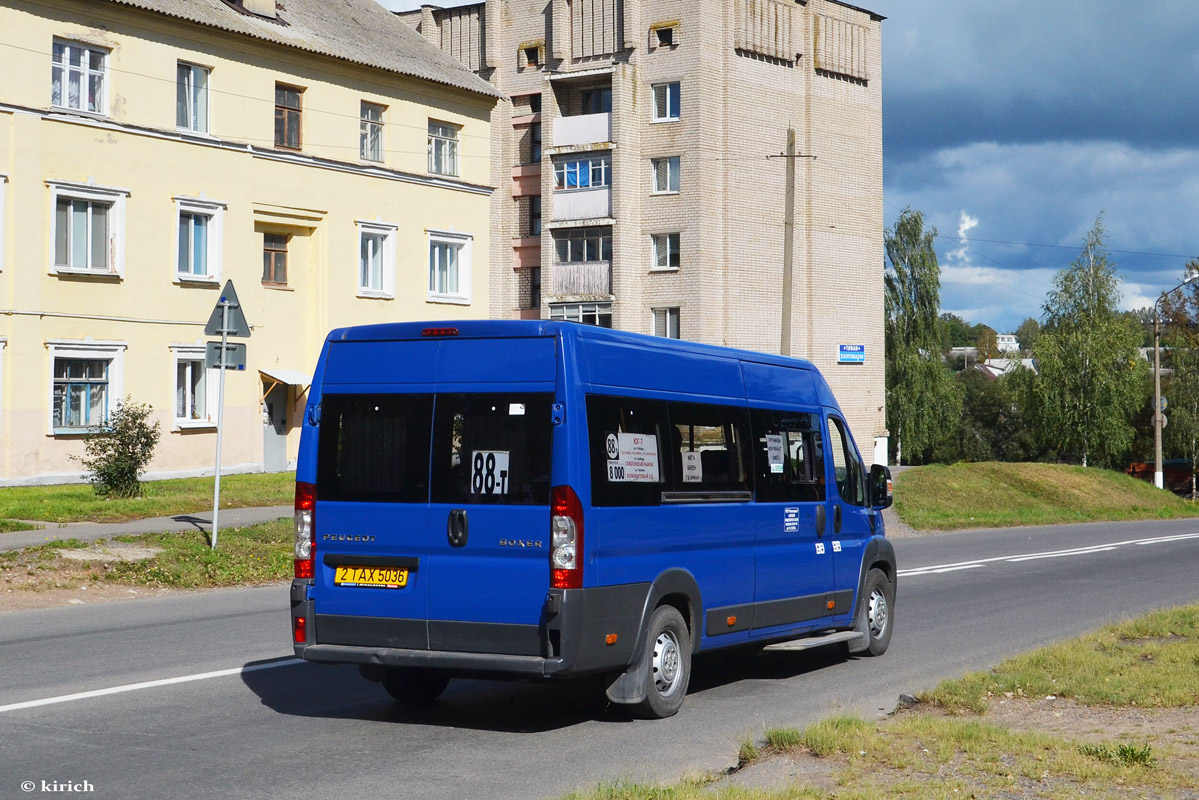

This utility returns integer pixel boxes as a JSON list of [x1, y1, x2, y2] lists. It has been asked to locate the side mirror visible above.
[[869, 464, 893, 510]]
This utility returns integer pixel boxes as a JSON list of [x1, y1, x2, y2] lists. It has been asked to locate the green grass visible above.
[[0, 471, 294, 526], [0, 519, 292, 592], [0, 518, 40, 532], [893, 462, 1199, 530], [920, 604, 1199, 713]]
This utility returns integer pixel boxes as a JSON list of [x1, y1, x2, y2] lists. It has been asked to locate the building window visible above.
[[51, 40, 107, 115], [554, 227, 612, 263], [652, 82, 681, 122], [554, 154, 611, 190], [262, 233, 288, 285], [274, 84, 302, 149], [428, 120, 460, 176], [652, 156, 681, 194], [652, 233, 680, 270], [427, 230, 473, 304], [521, 44, 543, 68], [653, 24, 677, 47], [529, 196, 541, 236], [581, 88, 612, 114], [175, 198, 224, 282], [550, 302, 612, 328], [360, 102, 384, 162], [49, 182, 126, 276], [530, 122, 542, 163], [176, 63, 209, 133], [47, 341, 125, 434], [358, 222, 396, 297], [172, 346, 216, 427], [653, 307, 680, 339]]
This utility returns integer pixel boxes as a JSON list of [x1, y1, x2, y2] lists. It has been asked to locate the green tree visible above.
[[939, 312, 976, 350], [885, 209, 962, 465], [975, 326, 999, 361], [75, 397, 162, 498], [1031, 216, 1145, 468], [1015, 317, 1040, 355], [1160, 259, 1199, 496]]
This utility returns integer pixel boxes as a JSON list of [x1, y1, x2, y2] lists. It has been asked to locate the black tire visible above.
[[380, 667, 451, 706], [633, 605, 691, 719], [851, 568, 894, 656]]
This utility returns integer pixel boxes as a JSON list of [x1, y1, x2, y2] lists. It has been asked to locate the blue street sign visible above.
[[838, 344, 865, 364]]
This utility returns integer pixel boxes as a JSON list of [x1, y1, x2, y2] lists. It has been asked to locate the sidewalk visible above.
[[0, 506, 293, 551]]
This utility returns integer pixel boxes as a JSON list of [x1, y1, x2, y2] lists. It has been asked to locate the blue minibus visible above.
[[291, 320, 895, 718]]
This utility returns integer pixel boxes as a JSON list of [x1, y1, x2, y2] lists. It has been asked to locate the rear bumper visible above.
[[291, 580, 651, 679]]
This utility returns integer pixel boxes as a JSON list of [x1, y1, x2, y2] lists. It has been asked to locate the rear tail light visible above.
[[550, 485, 583, 589], [294, 481, 316, 580], [293, 616, 307, 644]]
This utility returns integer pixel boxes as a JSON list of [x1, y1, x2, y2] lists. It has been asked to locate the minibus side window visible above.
[[751, 409, 825, 503], [316, 394, 433, 503], [666, 401, 752, 493], [826, 416, 867, 507], [431, 393, 553, 506], [587, 395, 670, 507]]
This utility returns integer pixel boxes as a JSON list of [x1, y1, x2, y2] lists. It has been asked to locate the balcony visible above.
[[552, 112, 611, 148], [552, 261, 611, 296], [553, 187, 611, 221]]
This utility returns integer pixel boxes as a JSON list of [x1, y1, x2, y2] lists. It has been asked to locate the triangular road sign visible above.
[[204, 280, 251, 338]]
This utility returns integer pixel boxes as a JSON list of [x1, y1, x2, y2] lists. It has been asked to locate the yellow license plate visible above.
[[334, 566, 409, 589]]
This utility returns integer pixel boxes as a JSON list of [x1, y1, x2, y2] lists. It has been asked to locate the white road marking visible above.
[[899, 532, 1199, 578], [0, 658, 303, 714]]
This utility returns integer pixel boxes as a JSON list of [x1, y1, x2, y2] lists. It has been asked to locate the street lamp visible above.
[[1154, 274, 1199, 489]]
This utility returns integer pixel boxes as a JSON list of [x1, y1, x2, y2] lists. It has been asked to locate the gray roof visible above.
[[104, 0, 499, 98]]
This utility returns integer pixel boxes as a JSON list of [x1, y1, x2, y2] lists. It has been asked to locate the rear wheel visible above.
[[851, 568, 894, 656], [633, 605, 691, 719], [381, 667, 451, 705]]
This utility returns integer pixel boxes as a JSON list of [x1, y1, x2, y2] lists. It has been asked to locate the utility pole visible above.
[[768, 129, 814, 358]]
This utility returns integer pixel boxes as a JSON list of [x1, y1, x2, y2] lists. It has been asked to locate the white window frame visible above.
[[174, 197, 224, 284], [428, 120, 460, 176], [51, 39, 108, 116], [426, 229, 473, 305], [361, 102, 385, 162], [357, 221, 396, 298], [46, 339, 126, 436], [47, 181, 128, 277], [170, 345, 218, 430], [549, 302, 613, 327], [554, 154, 612, 190], [651, 81, 681, 122], [176, 62, 210, 134], [653, 307, 681, 339], [651, 156, 681, 194], [651, 232, 681, 271]]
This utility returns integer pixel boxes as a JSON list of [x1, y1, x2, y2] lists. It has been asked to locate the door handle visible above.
[[447, 509, 469, 548], [833, 504, 842, 534], [815, 506, 826, 537]]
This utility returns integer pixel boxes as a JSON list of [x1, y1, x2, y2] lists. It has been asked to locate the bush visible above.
[[75, 397, 162, 498]]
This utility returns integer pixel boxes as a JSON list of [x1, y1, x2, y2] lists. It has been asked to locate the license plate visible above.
[[334, 566, 409, 589]]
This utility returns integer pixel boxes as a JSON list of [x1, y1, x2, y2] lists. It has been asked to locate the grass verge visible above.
[[0, 518, 292, 593], [564, 605, 1199, 799], [894, 462, 1199, 530], [0, 471, 294, 526]]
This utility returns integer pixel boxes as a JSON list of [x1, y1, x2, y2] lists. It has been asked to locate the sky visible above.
[[379, 0, 1199, 334]]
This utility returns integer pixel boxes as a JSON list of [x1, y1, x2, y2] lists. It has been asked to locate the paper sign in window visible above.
[[766, 434, 785, 474], [681, 451, 702, 483], [605, 432, 660, 482], [470, 450, 510, 495]]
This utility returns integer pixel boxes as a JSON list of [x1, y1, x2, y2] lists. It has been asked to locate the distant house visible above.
[[997, 333, 1019, 354], [976, 358, 1036, 380]]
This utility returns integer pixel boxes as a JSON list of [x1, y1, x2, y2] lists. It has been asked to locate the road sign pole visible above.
[[211, 300, 229, 549]]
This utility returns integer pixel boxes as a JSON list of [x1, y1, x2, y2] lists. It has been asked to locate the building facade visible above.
[[0, 0, 498, 484], [402, 0, 888, 463]]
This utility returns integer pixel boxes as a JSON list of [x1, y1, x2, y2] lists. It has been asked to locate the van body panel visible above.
[[323, 340, 441, 386], [580, 339, 746, 401]]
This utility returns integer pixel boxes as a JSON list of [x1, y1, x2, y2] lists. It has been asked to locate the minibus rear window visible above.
[[431, 393, 553, 506], [317, 394, 433, 503]]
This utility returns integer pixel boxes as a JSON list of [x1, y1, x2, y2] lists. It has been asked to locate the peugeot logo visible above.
[[322, 534, 376, 542]]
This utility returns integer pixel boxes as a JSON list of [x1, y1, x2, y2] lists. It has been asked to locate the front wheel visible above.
[[850, 568, 894, 656], [633, 605, 691, 719], [380, 667, 451, 706]]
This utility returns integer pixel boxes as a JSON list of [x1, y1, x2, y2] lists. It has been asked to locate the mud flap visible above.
[[604, 657, 650, 704]]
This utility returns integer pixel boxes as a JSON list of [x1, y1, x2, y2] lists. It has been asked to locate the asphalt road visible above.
[[2, 518, 1197, 800]]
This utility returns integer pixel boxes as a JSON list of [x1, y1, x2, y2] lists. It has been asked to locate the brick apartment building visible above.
[[400, 0, 888, 463]]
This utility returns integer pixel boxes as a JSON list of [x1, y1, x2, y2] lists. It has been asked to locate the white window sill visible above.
[[52, 267, 119, 279], [649, 267, 680, 273], [174, 420, 216, 431], [176, 274, 220, 286], [50, 106, 108, 120], [177, 128, 216, 140], [651, 117, 680, 124], [357, 289, 394, 300], [651, 190, 680, 197], [426, 293, 471, 306], [52, 427, 95, 436]]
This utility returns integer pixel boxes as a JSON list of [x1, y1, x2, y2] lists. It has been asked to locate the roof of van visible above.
[[326, 319, 828, 372]]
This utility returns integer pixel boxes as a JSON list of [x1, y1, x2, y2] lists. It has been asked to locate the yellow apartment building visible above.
[[0, 0, 499, 484]]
